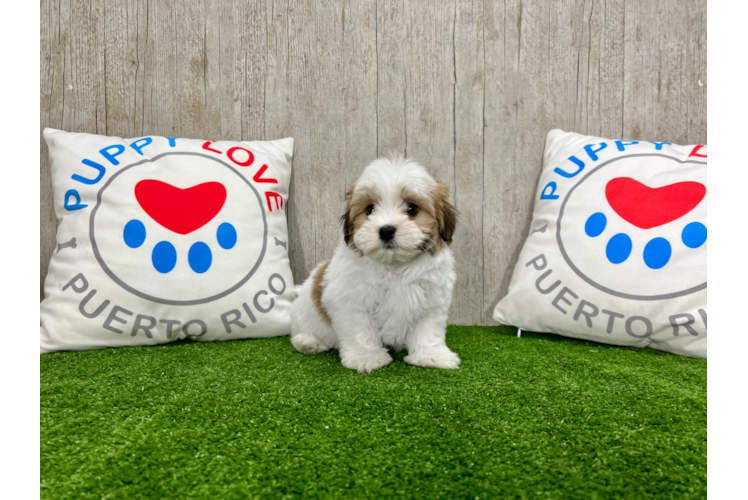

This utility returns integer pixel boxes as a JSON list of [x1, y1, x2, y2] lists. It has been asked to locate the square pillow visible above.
[[493, 129, 707, 358], [41, 128, 295, 353]]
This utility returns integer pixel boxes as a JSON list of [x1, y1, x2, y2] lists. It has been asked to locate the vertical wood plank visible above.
[[211, 0, 245, 141], [685, 0, 707, 144], [596, 0, 626, 139], [452, 0, 484, 324], [40, 0, 65, 300], [483, 0, 555, 323], [572, 0, 595, 134], [102, 0, 141, 138], [174, 0, 218, 139], [403, 1, 455, 187], [376, 0, 408, 156], [547, 0, 584, 131], [236, 0, 267, 141], [622, 0, 707, 145], [141, 0, 178, 137]]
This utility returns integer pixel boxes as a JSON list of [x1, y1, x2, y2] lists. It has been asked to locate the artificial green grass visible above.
[[41, 326, 706, 499]]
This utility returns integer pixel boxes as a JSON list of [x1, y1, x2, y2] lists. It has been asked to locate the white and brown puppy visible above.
[[290, 156, 459, 373]]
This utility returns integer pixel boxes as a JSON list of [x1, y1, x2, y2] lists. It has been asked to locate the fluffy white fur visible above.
[[290, 157, 460, 373]]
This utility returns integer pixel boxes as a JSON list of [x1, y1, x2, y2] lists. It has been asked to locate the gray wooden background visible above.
[[40, 0, 707, 325]]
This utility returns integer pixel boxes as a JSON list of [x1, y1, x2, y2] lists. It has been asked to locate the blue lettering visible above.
[[540, 182, 560, 200], [72, 159, 106, 185], [64, 190, 88, 211], [99, 144, 126, 165], [651, 142, 671, 150], [130, 137, 153, 156], [615, 140, 639, 151], [165, 137, 176, 147], [584, 142, 607, 161], [554, 156, 585, 178]]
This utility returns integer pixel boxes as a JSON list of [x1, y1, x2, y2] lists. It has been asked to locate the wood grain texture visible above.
[[40, 0, 707, 324], [452, 0, 485, 325]]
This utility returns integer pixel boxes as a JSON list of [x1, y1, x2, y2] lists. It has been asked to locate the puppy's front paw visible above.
[[405, 349, 461, 369], [341, 350, 393, 373]]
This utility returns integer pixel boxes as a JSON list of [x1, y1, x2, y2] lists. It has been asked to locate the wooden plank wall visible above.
[[40, 0, 707, 325]]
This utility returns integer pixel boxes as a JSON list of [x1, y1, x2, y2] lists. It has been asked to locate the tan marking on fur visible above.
[[400, 186, 437, 217], [343, 183, 379, 250], [341, 183, 357, 248], [401, 182, 457, 255], [311, 260, 332, 324], [349, 185, 380, 220], [433, 181, 458, 248]]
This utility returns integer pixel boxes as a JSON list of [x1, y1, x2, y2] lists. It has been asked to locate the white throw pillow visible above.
[[493, 130, 707, 358], [41, 129, 295, 353]]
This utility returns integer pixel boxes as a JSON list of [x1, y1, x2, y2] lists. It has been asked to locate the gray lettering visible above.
[[63, 273, 88, 293], [254, 290, 275, 313], [221, 310, 246, 334], [242, 303, 257, 323], [183, 319, 208, 337], [131, 314, 157, 338], [526, 254, 548, 271], [159, 319, 181, 340], [103, 305, 133, 334], [268, 273, 286, 295], [601, 309, 624, 334], [78, 290, 110, 318], [535, 270, 561, 295], [625, 316, 653, 338], [698, 309, 707, 329], [274, 237, 287, 249], [669, 314, 698, 336], [573, 300, 599, 328], [552, 287, 578, 314]]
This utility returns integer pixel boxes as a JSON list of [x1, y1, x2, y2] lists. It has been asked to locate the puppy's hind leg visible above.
[[290, 264, 336, 356], [290, 298, 334, 355], [291, 333, 331, 355]]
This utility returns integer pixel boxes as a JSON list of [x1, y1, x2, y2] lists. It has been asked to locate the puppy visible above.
[[290, 156, 459, 373]]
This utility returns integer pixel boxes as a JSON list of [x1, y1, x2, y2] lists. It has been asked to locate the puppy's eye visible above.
[[406, 203, 419, 217], [366, 204, 375, 216]]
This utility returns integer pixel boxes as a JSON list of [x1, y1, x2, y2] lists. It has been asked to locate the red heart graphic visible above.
[[605, 177, 705, 230], [135, 180, 227, 235]]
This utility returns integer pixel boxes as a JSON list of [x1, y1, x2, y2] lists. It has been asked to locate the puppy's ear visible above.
[[435, 181, 458, 245], [340, 183, 356, 246]]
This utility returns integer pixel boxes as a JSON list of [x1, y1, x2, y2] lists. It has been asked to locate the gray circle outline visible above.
[[90, 151, 268, 306], [556, 152, 707, 301]]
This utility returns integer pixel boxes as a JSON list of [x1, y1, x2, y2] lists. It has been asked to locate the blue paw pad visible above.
[[606, 233, 632, 264], [585, 212, 607, 237], [643, 237, 671, 269], [188, 242, 212, 273], [152, 241, 177, 273], [682, 222, 707, 249], [217, 222, 237, 249], [124, 219, 146, 248]]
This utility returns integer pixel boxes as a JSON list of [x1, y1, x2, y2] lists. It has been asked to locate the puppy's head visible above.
[[341, 157, 457, 264]]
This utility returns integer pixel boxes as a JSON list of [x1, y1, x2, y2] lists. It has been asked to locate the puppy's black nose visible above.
[[379, 225, 396, 242]]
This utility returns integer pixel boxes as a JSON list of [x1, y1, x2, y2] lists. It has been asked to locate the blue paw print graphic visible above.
[[585, 212, 706, 269], [123, 219, 237, 274]]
